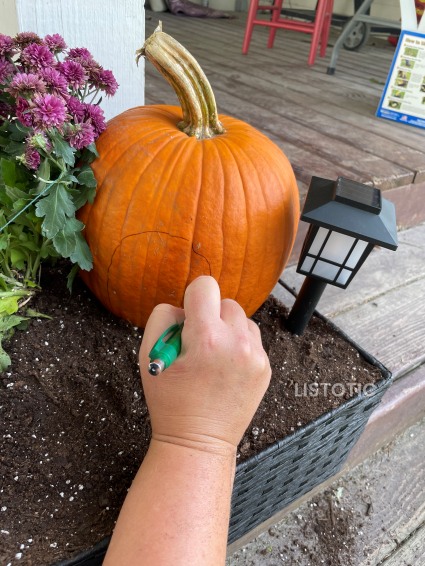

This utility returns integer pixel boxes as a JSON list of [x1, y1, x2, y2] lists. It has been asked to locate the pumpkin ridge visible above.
[[149, 137, 202, 310], [88, 130, 188, 258], [211, 134, 246, 295], [106, 229, 191, 313], [216, 135, 252, 301], [114, 134, 196, 319], [118, 133, 190, 239], [225, 134, 278, 312]]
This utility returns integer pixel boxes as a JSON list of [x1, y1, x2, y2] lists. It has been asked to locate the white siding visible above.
[[0, 0, 19, 34], [13, 0, 145, 119]]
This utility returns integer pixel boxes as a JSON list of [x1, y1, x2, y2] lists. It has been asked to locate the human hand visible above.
[[139, 276, 271, 456]]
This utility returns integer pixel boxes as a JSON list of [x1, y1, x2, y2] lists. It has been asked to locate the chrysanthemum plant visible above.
[[0, 32, 118, 369]]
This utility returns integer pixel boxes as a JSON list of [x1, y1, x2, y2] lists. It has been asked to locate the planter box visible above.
[[54, 317, 391, 566], [229, 321, 391, 543]]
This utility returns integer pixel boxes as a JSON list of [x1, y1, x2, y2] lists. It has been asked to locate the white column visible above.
[[12, 0, 145, 119]]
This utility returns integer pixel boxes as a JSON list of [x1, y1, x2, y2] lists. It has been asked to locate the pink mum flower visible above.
[[66, 121, 95, 149], [40, 67, 68, 96], [16, 97, 34, 127], [84, 103, 106, 135], [21, 43, 55, 71], [58, 60, 87, 90], [0, 34, 16, 57], [24, 144, 41, 170], [33, 93, 67, 128], [67, 47, 93, 63], [0, 59, 15, 83], [67, 96, 86, 122], [14, 32, 42, 48], [8, 72, 46, 98], [97, 69, 118, 96], [44, 33, 67, 53]]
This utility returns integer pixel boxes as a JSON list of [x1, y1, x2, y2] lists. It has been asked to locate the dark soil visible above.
[[0, 266, 382, 565]]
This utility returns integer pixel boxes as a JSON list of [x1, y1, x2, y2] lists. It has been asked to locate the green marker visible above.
[[148, 322, 183, 376]]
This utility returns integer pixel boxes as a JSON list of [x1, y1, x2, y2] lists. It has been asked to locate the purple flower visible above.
[[40, 67, 68, 96], [84, 103, 106, 135], [33, 93, 66, 128], [21, 43, 55, 71], [67, 47, 93, 63], [16, 97, 34, 127], [97, 69, 118, 96], [66, 121, 95, 149], [58, 60, 87, 90], [24, 144, 41, 170], [8, 72, 46, 98], [14, 32, 43, 48], [44, 33, 67, 53], [0, 59, 15, 83], [0, 34, 16, 57], [67, 96, 86, 122]]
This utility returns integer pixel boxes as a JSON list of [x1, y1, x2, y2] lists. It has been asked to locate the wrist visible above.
[[151, 432, 238, 461]]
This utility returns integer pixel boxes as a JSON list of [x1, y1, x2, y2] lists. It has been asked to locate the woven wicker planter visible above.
[[54, 316, 391, 566]]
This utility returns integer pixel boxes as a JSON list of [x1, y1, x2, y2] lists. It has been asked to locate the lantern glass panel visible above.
[[345, 239, 368, 268], [320, 232, 356, 264], [311, 260, 340, 281], [308, 227, 329, 255], [300, 256, 315, 273], [336, 268, 352, 286]]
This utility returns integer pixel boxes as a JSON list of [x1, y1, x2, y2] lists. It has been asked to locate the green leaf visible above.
[[10, 248, 27, 268], [0, 343, 11, 371], [50, 130, 76, 167], [52, 217, 92, 270], [1, 158, 17, 186], [53, 218, 81, 258], [8, 121, 30, 141], [77, 167, 97, 188], [69, 184, 96, 210], [0, 295, 21, 315], [70, 232, 93, 271], [26, 308, 52, 319], [0, 235, 8, 250], [0, 314, 28, 332], [80, 142, 99, 164], [66, 263, 79, 292], [34, 159, 51, 194], [4, 140, 25, 157], [0, 314, 29, 371], [35, 183, 76, 239]]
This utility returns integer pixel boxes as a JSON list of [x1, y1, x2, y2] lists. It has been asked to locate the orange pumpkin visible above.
[[78, 25, 299, 328]]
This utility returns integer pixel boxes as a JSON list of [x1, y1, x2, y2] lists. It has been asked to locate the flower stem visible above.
[[138, 23, 225, 140]]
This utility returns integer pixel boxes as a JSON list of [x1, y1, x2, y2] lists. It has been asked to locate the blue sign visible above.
[[376, 30, 425, 130]]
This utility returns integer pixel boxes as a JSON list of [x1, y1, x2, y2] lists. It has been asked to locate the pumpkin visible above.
[[78, 24, 299, 328]]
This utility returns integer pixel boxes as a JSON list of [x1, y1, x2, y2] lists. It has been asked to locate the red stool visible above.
[[242, 0, 334, 66]]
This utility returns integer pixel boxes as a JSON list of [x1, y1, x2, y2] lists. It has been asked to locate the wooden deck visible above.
[[145, 10, 425, 232], [144, 12, 425, 563]]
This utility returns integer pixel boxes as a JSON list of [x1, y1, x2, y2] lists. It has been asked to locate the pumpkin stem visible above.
[[137, 23, 225, 139]]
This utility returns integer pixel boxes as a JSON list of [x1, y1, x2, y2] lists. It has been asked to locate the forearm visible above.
[[103, 439, 236, 565]]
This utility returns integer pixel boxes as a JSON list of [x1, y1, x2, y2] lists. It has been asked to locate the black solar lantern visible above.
[[286, 176, 398, 335]]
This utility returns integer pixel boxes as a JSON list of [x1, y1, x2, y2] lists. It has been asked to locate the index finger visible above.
[[183, 276, 221, 325]]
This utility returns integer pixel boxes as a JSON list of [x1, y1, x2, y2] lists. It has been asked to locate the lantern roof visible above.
[[301, 177, 398, 250]]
